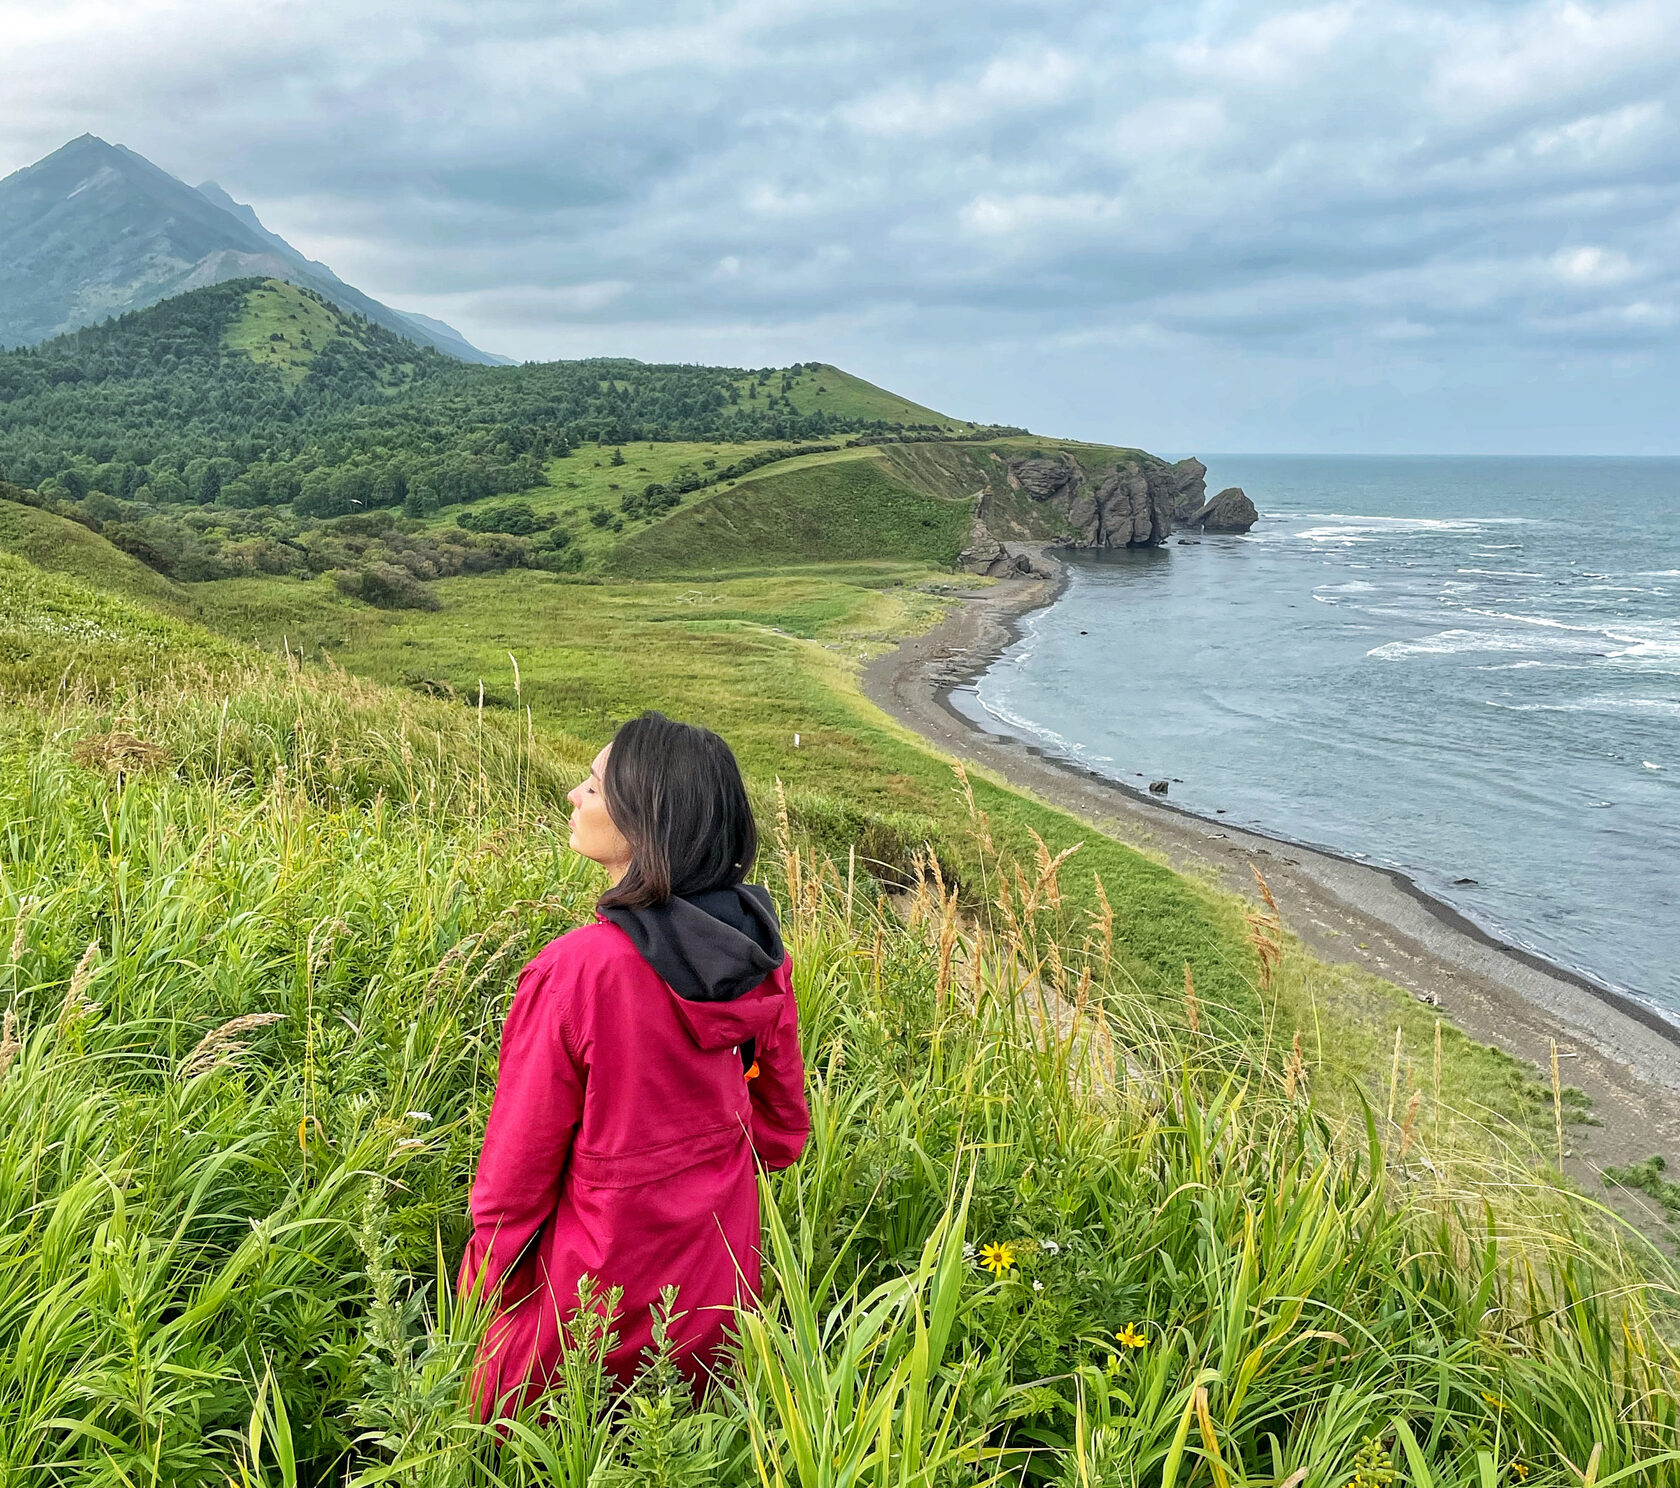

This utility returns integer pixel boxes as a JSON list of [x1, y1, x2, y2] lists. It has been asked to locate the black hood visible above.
[[601, 882, 783, 1004]]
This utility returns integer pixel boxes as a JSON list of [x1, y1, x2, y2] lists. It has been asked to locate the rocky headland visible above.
[[958, 450, 1256, 575]]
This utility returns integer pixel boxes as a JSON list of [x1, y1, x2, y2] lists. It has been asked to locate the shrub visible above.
[[456, 502, 546, 537], [333, 561, 442, 610]]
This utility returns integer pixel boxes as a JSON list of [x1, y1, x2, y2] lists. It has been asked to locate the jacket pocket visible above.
[[568, 1120, 748, 1191]]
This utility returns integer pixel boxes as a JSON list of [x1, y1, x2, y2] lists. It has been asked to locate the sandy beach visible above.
[[863, 552, 1680, 1192]]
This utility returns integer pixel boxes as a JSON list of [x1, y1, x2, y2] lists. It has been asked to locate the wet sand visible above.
[[863, 553, 1680, 1191]]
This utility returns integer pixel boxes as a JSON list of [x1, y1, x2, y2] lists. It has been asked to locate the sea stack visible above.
[[1181, 487, 1259, 534]]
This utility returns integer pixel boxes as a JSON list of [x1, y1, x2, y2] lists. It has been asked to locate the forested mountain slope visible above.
[[0, 278, 1029, 594], [0, 278, 981, 502]]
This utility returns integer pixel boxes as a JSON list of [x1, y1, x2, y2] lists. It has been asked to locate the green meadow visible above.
[[0, 550, 1676, 1484]]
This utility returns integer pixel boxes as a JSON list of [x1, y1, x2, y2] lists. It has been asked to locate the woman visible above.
[[457, 711, 810, 1419]]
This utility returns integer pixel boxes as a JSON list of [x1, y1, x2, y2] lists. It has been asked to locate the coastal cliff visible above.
[[1000, 452, 1209, 548], [889, 443, 1258, 576]]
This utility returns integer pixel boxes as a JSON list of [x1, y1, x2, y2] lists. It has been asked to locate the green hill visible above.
[[0, 280, 976, 508], [606, 447, 974, 575], [747, 362, 967, 430], [222, 276, 425, 389], [0, 489, 189, 609], [0, 279, 1055, 608]]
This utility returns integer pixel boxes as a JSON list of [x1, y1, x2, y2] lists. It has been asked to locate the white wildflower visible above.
[[404, 1110, 434, 1123]]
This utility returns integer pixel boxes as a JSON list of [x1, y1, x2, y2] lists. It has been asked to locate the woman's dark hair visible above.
[[596, 711, 758, 910]]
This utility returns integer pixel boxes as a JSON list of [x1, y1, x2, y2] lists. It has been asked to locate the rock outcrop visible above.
[[958, 518, 1057, 578], [1001, 453, 1208, 550], [1181, 487, 1259, 534]]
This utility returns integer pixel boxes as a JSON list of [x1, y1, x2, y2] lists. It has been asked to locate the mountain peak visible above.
[[0, 136, 507, 364], [56, 132, 114, 154]]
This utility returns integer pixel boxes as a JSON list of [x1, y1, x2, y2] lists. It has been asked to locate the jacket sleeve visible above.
[[457, 953, 584, 1304], [748, 958, 810, 1171]]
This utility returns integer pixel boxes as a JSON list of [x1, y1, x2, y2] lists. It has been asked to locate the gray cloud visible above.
[[2, 0, 1678, 450]]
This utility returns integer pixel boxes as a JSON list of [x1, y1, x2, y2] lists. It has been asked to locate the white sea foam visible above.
[[969, 691, 1098, 761], [1453, 608, 1680, 660], [1369, 628, 1598, 660]]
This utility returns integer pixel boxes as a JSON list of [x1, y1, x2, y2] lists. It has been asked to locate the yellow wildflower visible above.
[[1512, 1466, 1529, 1482], [978, 1241, 1016, 1276], [1116, 1323, 1148, 1350]]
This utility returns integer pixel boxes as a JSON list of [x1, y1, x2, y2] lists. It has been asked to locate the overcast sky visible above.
[[4, 0, 1679, 452]]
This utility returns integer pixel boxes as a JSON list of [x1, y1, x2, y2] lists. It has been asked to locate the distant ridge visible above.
[[0, 135, 511, 365]]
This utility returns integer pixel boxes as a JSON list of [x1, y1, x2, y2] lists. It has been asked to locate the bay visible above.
[[950, 456, 1680, 1010]]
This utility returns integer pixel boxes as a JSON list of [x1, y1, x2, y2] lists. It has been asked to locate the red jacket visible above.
[[457, 917, 809, 1418]]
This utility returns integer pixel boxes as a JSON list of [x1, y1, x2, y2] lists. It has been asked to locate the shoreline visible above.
[[863, 546, 1680, 1183]]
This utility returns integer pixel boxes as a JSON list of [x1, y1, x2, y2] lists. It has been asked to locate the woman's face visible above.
[[568, 744, 633, 883]]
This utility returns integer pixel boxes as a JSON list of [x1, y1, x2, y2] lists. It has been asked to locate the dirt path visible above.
[[862, 558, 1680, 1206]]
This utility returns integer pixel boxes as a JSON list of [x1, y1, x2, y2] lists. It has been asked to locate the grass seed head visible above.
[[8, 898, 35, 965], [179, 1012, 286, 1080], [56, 938, 102, 1035], [0, 1007, 19, 1081]]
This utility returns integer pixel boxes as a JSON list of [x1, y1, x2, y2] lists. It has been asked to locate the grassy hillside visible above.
[[0, 494, 190, 610], [224, 277, 423, 389], [751, 362, 965, 430], [419, 439, 847, 568], [606, 448, 974, 576], [0, 545, 1676, 1483]]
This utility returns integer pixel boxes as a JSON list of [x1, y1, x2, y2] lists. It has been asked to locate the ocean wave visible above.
[[1296, 522, 1488, 545], [967, 690, 1103, 762], [1578, 585, 1666, 594], [1484, 697, 1680, 718], [1456, 569, 1544, 578], [1288, 512, 1532, 527], [1369, 628, 1600, 660], [1456, 608, 1680, 659]]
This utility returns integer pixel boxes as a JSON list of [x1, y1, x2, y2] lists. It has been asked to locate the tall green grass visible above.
[[0, 553, 1677, 1484]]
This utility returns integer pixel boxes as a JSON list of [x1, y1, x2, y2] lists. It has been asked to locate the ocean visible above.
[[950, 456, 1680, 1012]]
